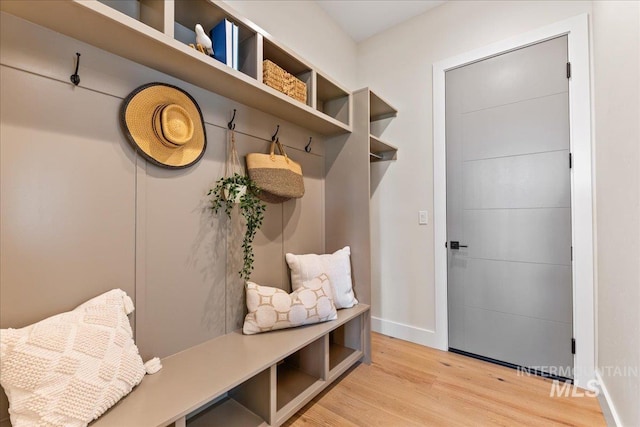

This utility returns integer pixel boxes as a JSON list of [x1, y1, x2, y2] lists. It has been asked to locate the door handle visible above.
[[449, 241, 468, 250]]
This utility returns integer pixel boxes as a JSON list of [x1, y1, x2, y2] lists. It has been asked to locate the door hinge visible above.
[[566, 62, 572, 79], [571, 338, 576, 354], [569, 152, 572, 169]]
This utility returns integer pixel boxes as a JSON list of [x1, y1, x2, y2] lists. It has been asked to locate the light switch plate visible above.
[[419, 210, 428, 225]]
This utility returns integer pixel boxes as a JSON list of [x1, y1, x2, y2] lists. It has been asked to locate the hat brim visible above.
[[121, 83, 206, 169]]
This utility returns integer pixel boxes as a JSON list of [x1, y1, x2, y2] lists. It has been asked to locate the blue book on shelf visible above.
[[210, 19, 233, 67], [232, 23, 239, 70]]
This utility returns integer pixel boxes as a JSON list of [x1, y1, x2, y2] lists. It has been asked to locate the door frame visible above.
[[433, 14, 594, 389]]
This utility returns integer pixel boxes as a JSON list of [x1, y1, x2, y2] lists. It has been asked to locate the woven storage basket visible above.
[[286, 78, 307, 104], [263, 60, 307, 104]]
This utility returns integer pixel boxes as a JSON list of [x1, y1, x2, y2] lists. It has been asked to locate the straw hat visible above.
[[121, 83, 206, 169]]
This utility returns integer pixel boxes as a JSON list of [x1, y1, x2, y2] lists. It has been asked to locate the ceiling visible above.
[[316, 0, 445, 43]]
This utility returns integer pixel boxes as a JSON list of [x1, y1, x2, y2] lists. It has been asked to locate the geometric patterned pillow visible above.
[[243, 274, 338, 335], [0, 289, 146, 427]]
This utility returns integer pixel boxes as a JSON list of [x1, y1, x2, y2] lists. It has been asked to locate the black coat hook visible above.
[[271, 125, 280, 142], [305, 137, 313, 153], [227, 109, 236, 130], [70, 52, 81, 86]]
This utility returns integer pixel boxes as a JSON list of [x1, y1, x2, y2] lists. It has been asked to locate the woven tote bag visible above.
[[246, 140, 304, 203]]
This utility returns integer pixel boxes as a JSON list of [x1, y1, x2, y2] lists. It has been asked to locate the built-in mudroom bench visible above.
[[0, 0, 380, 425], [91, 305, 369, 427]]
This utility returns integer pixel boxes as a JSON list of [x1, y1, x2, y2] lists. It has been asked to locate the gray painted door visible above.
[[446, 36, 573, 378]]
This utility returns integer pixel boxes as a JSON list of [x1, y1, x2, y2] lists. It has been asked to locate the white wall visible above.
[[593, 2, 640, 426], [359, 0, 593, 345], [223, 0, 357, 90], [360, 0, 639, 422]]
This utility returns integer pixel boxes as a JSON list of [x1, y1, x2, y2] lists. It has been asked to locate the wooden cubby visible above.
[[0, 0, 352, 135], [97, 0, 166, 33], [187, 367, 271, 427], [367, 89, 398, 162], [262, 39, 313, 107], [274, 337, 325, 424], [276, 338, 324, 410], [369, 91, 398, 122], [328, 314, 363, 380], [173, 0, 259, 79], [369, 135, 398, 162], [316, 73, 351, 126], [187, 398, 265, 427]]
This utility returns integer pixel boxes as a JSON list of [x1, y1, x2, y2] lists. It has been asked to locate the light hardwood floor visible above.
[[285, 333, 605, 427]]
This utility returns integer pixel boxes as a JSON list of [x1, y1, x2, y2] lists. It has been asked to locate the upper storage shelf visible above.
[[369, 135, 398, 162], [369, 90, 397, 122], [0, 0, 352, 136], [364, 89, 398, 161]]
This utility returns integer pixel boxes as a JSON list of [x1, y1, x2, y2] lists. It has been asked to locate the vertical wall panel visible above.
[[235, 136, 285, 289], [222, 139, 326, 331], [0, 67, 136, 328], [283, 151, 325, 288], [0, 66, 137, 418], [135, 123, 228, 360]]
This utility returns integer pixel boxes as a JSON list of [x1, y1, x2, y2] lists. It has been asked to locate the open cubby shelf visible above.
[[276, 364, 322, 411], [370, 134, 398, 162], [187, 398, 265, 427], [329, 342, 357, 371], [354, 88, 399, 162], [369, 90, 398, 122], [317, 74, 351, 127], [88, 304, 369, 427], [1, 0, 352, 135], [328, 313, 364, 381]]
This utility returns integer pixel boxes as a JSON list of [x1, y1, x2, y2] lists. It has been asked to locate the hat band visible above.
[[152, 105, 184, 149]]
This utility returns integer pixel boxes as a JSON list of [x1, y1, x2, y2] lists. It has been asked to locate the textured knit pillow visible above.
[[243, 274, 338, 335], [0, 289, 147, 427], [285, 246, 358, 309]]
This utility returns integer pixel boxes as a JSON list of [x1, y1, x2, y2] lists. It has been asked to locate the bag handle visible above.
[[269, 139, 290, 164]]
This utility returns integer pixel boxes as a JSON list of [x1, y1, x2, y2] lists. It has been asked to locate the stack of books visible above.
[[210, 19, 239, 70]]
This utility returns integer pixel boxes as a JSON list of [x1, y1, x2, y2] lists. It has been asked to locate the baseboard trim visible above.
[[595, 369, 622, 426], [371, 316, 442, 349]]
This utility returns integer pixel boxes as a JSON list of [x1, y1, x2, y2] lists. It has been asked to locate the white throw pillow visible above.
[[243, 274, 338, 335], [285, 246, 358, 309], [0, 289, 146, 427]]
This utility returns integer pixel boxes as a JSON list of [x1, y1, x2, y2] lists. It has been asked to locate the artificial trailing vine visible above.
[[209, 173, 266, 281]]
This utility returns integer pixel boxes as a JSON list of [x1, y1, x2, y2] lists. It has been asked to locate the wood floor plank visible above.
[[285, 333, 605, 427], [284, 401, 360, 427]]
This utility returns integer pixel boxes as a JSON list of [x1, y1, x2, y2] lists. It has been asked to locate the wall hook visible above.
[[70, 52, 81, 86], [305, 137, 313, 153], [227, 109, 236, 130], [271, 125, 280, 142]]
